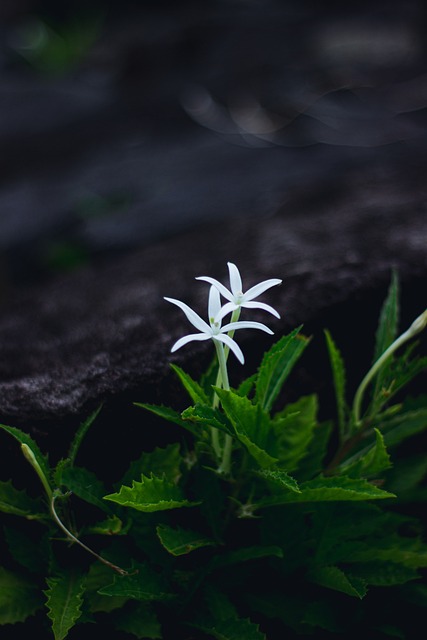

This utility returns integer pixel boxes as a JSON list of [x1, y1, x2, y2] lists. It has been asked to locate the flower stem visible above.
[[214, 340, 233, 475], [353, 309, 427, 427]]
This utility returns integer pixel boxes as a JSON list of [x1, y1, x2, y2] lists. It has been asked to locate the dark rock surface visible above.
[[0, 0, 426, 429], [0, 165, 426, 426]]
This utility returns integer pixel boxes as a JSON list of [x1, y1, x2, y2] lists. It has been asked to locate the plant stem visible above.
[[50, 493, 129, 575], [353, 309, 427, 427], [214, 340, 233, 475]]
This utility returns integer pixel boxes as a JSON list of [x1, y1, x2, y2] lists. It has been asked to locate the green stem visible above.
[[353, 309, 427, 427], [211, 308, 241, 462], [214, 340, 233, 475], [50, 493, 128, 575]]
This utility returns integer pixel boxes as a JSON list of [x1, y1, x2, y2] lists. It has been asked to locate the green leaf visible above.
[[0, 566, 43, 624], [156, 524, 215, 556], [236, 373, 257, 398], [308, 565, 367, 599], [181, 404, 233, 436], [3, 526, 49, 574], [104, 474, 200, 512], [348, 561, 419, 586], [122, 443, 182, 487], [340, 428, 392, 478], [381, 408, 427, 447], [114, 602, 162, 639], [213, 545, 283, 568], [99, 563, 173, 601], [372, 271, 399, 397], [271, 395, 318, 473], [254, 476, 395, 508], [0, 423, 51, 488], [214, 388, 277, 468], [170, 363, 210, 405], [84, 562, 128, 614], [193, 616, 266, 640], [256, 468, 301, 493], [296, 421, 333, 482], [67, 405, 102, 467], [134, 403, 200, 436], [324, 330, 347, 437], [60, 466, 113, 514], [255, 327, 310, 412], [84, 515, 126, 536], [45, 570, 85, 640], [0, 479, 45, 518]]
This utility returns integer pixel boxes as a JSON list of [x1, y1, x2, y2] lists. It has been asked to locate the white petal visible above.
[[215, 301, 238, 323], [241, 300, 280, 318], [222, 320, 274, 335], [171, 333, 211, 352], [164, 297, 210, 333], [195, 277, 234, 302], [244, 278, 282, 301], [214, 333, 245, 364], [228, 262, 243, 296], [208, 286, 222, 322]]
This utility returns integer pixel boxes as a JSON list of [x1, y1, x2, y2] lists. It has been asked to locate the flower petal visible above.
[[222, 320, 274, 335], [208, 286, 222, 323], [195, 277, 234, 302], [164, 297, 210, 333], [241, 300, 280, 318], [214, 333, 245, 364], [215, 301, 238, 323], [228, 262, 243, 296], [244, 278, 282, 301], [171, 333, 211, 352]]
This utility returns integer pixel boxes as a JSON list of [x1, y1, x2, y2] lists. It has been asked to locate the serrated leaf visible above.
[[340, 428, 392, 478], [255, 328, 310, 412], [134, 403, 199, 436], [254, 476, 395, 508], [193, 616, 266, 640], [271, 395, 318, 473], [67, 405, 102, 467], [324, 330, 347, 437], [0, 423, 51, 488], [308, 565, 367, 598], [374, 272, 400, 358], [156, 524, 215, 556], [122, 443, 182, 487], [0, 566, 43, 624], [60, 466, 113, 514], [170, 363, 210, 405], [214, 388, 278, 468], [45, 569, 85, 640], [0, 479, 45, 518], [104, 474, 200, 512], [114, 602, 162, 639], [256, 468, 301, 493], [236, 373, 257, 397], [181, 404, 233, 436], [99, 563, 173, 601]]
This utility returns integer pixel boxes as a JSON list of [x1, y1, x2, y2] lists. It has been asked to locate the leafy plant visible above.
[[0, 268, 427, 639]]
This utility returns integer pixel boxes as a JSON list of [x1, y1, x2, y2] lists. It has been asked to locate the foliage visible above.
[[0, 276, 427, 638]]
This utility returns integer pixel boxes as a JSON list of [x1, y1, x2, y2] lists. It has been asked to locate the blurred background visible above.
[[1, 0, 427, 287]]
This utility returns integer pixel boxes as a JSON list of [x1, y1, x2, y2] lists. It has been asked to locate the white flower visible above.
[[165, 286, 273, 364], [196, 262, 282, 322]]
